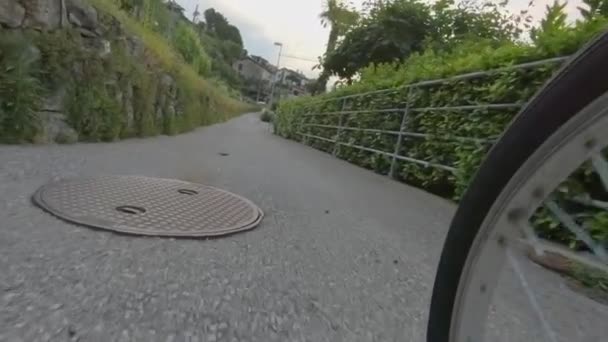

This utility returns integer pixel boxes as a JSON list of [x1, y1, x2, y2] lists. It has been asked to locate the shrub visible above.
[[260, 109, 274, 122], [173, 22, 212, 76], [65, 66, 123, 142], [0, 32, 43, 143]]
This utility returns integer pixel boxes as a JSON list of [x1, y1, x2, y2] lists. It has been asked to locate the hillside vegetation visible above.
[[0, 0, 254, 143]]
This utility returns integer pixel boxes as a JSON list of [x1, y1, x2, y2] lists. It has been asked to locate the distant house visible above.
[[233, 57, 310, 102], [233, 55, 277, 102], [234, 56, 275, 83], [275, 68, 310, 98]]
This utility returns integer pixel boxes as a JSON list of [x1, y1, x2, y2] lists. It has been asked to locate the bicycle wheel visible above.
[[428, 31, 608, 342]]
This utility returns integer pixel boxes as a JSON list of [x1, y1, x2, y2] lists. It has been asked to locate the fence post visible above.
[[302, 110, 309, 145], [282, 106, 292, 135], [389, 86, 414, 179], [333, 98, 348, 156]]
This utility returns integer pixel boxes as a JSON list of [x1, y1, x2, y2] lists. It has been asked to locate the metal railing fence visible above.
[[291, 56, 570, 179], [285, 55, 608, 268]]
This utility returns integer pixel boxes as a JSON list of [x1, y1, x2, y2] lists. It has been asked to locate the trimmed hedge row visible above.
[[276, 21, 608, 249], [277, 61, 557, 198]]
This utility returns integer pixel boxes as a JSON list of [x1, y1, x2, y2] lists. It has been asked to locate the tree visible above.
[[222, 25, 244, 47], [322, 0, 519, 81], [173, 22, 211, 75], [196, 21, 206, 32], [220, 41, 244, 64], [320, 0, 359, 56], [204, 8, 244, 47], [315, 0, 359, 93], [203, 8, 223, 30], [305, 79, 319, 94], [578, 0, 608, 20], [427, 0, 519, 49], [323, 0, 431, 80], [531, 0, 568, 42], [118, 0, 144, 19]]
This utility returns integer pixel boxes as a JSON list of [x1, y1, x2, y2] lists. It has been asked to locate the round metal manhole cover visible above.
[[32, 176, 263, 237]]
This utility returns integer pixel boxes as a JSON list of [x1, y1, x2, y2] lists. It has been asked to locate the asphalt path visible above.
[[0, 113, 605, 341]]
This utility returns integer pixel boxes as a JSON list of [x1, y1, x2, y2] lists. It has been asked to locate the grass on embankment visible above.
[[0, 0, 254, 143], [89, 0, 253, 124]]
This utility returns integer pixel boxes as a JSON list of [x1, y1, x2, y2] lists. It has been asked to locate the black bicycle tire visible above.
[[427, 30, 608, 342]]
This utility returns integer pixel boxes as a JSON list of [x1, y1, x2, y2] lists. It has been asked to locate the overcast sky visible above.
[[175, 0, 583, 79]]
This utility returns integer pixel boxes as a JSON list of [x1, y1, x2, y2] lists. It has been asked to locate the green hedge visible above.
[[278, 62, 556, 198], [276, 19, 608, 249]]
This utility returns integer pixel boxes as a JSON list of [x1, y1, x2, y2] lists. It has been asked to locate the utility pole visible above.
[[256, 81, 262, 102], [192, 5, 200, 23], [268, 42, 283, 107]]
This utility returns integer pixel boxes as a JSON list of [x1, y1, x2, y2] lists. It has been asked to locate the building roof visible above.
[[245, 55, 277, 74], [279, 67, 309, 81]]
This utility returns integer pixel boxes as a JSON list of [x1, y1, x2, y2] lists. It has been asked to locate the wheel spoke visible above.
[[441, 87, 608, 342], [544, 200, 608, 263], [523, 222, 545, 256], [591, 153, 608, 191], [507, 249, 558, 342], [571, 194, 608, 211]]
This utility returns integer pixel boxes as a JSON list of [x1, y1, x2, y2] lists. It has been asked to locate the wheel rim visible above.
[[450, 91, 608, 341]]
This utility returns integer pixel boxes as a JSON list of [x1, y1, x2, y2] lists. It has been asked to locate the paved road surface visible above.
[[0, 113, 605, 341]]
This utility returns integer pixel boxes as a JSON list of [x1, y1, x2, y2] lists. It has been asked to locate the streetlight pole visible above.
[[268, 42, 283, 106]]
